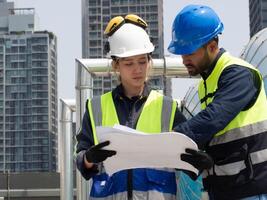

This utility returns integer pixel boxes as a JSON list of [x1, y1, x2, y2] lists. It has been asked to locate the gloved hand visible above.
[[85, 141, 116, 164], [181, 148, 213, 171]]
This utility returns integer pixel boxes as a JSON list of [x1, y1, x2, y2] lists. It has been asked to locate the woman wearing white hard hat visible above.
[[76, 14, 209, 200]]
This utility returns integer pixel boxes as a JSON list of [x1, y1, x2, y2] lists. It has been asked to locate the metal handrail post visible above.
[[60, 99, 76, 200], [75, 59, 94, 200]]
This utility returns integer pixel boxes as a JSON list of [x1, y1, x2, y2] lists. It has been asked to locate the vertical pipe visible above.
[[60, 99, 75, 200], [75, 59, 92, 200], [7, 170, 10, 200], [163, 56, 167, 95]]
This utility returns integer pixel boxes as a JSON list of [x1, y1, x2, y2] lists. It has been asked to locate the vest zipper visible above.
[[126, 99, 139, 200], [127, 169, 133, 200], [126, 97, 144, 200]]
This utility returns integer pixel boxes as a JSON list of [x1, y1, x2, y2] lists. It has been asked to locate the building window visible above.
[[28, 24, 34, 28]]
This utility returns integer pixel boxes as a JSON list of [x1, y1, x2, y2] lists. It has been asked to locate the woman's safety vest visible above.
[[87, 90, 177, 200], [198, 52, 267, 199]]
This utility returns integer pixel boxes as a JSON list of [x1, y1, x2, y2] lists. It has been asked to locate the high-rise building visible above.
[[82, 0, 164, 58], [0, 1, 58, 172], [249, 0, 267, 37]]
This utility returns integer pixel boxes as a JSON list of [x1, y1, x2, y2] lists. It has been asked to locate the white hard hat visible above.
[[107, 23, 154, 58]]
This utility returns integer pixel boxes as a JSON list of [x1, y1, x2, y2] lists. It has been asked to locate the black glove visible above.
[[181, 148, 213, 171], [85, 141, 116, 163]]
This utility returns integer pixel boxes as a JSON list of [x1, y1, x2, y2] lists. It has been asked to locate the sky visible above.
[[11, 0, 250, 100]]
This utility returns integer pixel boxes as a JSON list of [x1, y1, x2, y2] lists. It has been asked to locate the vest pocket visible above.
[[204, 144, 254, 190], [216, 143, 254, 180], [215, 144, 248, 165]]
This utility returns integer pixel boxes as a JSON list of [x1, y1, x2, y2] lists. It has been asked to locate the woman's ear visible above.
[[112, 60, 119, 72]]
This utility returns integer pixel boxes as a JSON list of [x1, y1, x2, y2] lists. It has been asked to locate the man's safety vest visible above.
[[87, 90, 177, 200], [198, 52, 267, 199]]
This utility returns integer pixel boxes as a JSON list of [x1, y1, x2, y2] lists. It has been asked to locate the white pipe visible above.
[[75, 59, 92, 200], [59, 99, 75, 200], [76, 57, 187, 77]]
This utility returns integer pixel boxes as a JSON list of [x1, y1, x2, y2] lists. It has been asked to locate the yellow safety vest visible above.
[[198, 52, 267, 199], [198, 52, 267, 140]]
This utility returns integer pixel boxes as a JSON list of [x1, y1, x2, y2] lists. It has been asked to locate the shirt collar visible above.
[[113, 82, 151, 100], [200, 48, 226, 80]]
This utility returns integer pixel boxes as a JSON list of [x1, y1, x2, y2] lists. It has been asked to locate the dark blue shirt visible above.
[[174, 50, 261, 149], [76, 84, 187, 179]]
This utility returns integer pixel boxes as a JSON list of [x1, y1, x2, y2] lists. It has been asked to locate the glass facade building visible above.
[[0, 33, 58, 172], [0, 1, 58, 172], [249, 0, 267, 37]]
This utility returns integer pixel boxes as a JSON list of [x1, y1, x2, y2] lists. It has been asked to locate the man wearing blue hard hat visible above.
[[169, 4, 267, 200]]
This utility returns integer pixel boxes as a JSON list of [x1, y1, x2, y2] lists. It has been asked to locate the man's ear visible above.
[[208, 40, 218, 53]]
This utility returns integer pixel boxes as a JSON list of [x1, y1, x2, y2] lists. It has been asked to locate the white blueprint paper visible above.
[[96, 125, 198, 176]]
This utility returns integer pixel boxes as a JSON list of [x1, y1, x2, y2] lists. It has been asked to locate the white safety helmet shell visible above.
[[107, 23, 155, 58]]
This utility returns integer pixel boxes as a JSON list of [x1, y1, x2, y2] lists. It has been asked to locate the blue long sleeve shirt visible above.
[[174, 49, 261, 148]]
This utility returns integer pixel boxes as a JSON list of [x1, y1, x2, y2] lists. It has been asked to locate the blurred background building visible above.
[[249, 0, 267, 37], [0, 0, 58, 172], [0, 1, 60, 199]]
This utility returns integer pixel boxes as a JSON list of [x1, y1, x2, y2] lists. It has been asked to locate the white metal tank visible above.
[[240, 27, 267, 91], [240, 27, 267, 72]]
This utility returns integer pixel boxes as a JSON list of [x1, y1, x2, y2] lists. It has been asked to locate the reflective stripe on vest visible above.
[[89, 190, 176, 200], [210, 120, 267, 146], [203, 148, 267, 177], [198, 52, 267, 177]]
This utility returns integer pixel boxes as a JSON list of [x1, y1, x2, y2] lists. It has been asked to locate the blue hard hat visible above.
[[168, 4, 224, 55]]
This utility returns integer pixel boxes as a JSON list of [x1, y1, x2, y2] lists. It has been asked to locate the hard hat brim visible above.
[[168, 41, 198, 55], [107, 46, 155, 58]]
